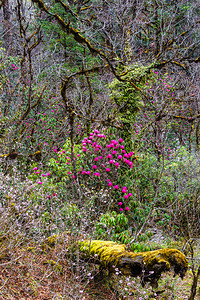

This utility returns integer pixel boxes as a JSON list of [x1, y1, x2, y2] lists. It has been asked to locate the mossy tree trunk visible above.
[[79, 240, 188, 287]]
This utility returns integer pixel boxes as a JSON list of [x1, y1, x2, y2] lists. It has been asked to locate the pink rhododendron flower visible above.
[[115, 162, 119, 167], [72, 175, 76, 178], [108, 182, 113, 186], [106, 168, 110, 172], [122, 186, 127, 193], [93, 165, 97, 169], [118, 155, 122, 159], [119, 138, 123, 143], [120, 208, 123, 211], [118, 202, 123, 206], [111, 139, 117, 144], [94, 157, 98, 161], [107, 154, 112, 158], [124, 194, 129, 199], [128, 193, 133, 197], [125, 207, 130, 211], [38, 181, 42, 184], [33, 167, 37, 170], [109, 160, 114, 164], [94, 172, 100, 176], [114, 185, 119, 189], [112, 150, 117, 155], [41, 174, 46, 177], [46, 172, 50, 176], [86, 171, 91, 175]]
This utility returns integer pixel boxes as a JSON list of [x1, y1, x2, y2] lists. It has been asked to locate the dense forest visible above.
[[0, 0, 200, 299]]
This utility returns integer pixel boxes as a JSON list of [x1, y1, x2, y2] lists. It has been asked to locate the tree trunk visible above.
[[3, 0, 12, 54]]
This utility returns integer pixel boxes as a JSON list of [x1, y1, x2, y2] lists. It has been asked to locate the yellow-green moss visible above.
[[43, 259, 62, 272], [142, 248, 188, 271], [79, 240, 127, 267], [45, 231, 71, 248], [27, 246, 36, 253], [46, 234, 62, 247]]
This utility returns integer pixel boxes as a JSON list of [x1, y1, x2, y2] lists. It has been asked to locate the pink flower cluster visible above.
[[38, 130, 135, 213], [11, 63, 19, 70], [78, 132, 135, 212]]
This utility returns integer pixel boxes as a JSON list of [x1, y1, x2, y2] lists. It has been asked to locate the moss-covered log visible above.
[[79, 240, 188, 287]]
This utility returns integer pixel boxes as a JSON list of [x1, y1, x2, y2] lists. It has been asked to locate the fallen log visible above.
[[79, 240, 188, 287]]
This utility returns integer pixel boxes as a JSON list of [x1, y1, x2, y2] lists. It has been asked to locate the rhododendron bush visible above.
[[32, 130, 138, 215]]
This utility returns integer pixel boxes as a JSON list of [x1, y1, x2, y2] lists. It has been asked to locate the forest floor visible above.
[[0, 234, 199, 300]]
